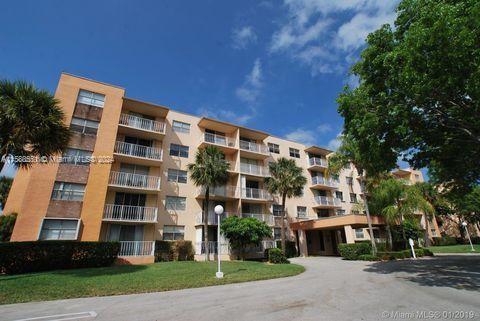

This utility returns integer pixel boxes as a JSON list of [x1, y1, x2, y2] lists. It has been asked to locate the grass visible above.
[[427, 244, 480, 253], [0, 261, 304, 305]]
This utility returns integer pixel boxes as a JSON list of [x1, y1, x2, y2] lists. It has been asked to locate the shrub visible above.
[[154, 240, 194, 262], [0, 213, 17, 242], [432, 236, 457, 246], [0, 241, 119, 275], [422, 248, 434, 256], [338, 242, 372, 260], [268, 248, 289, 264], [275, 240, 297, 258], [357, 254, 380, 261], [375, 242, 387, 252]]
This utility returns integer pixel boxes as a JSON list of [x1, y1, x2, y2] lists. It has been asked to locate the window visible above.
[[344, 162, 352, 170], [62, 148, 92, 166], [272, 204, 283, 216], [169, 144, 189, 158], [165, 196, 186, 211], [273, 227, 281, 240], [350, 193, 357, 203], [77, 89, 105, 108], [39, 219, 79, 240], [172, 120, 190, 133], [163, 225, 185, 240], [431, 228, 437, 237], [355, 228, 365, 239], [373, 229, 380, 239], [167, 169, 187, 183], [297, 206, 307, 218], [289, 148, 300, 158], [346, 176, 353, 186], [335, 191, 344, 201], [336, 209, 346, 216], [70, 117, 99, 135], [352, 210, 360, 215], [268, 143, 280, 154], [51, 182, 85, 201]]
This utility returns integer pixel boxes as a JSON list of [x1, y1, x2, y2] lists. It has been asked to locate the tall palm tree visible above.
[[0, 80, 71, 172], [327, 135, 378, 255], [413, 182, 438, 247], [265, 158, 307, 253], [187, 145, 229, 261]]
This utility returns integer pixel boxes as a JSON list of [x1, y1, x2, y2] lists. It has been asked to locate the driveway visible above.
[[1, 256, 479, 321]]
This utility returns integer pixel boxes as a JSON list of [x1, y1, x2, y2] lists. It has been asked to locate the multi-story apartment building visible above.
[[3, 74, 440, 263]]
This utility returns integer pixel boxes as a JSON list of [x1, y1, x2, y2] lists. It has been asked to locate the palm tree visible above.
[[187, 145, 229, 261], [265, 158, 307, 253], [0, 176, 13, 208], [327, 135, 378, 255], [0, 80, 71, 173], [413, 182, 438, 247]]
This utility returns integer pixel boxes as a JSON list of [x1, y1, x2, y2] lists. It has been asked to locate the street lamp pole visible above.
[[462, 222, 476, 252], [214, 205, 224, 278]]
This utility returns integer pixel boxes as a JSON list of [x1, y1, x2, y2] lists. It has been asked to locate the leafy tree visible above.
[[0, 176, 13, 208], [0, 212, 17, 242], [187, 145, 229, 261], [338, 0, 480, 195], [414, 182, 440, 246], [0, 80, 71, 172], [265, 158, 306, 254], [220, 216, 272, 260]]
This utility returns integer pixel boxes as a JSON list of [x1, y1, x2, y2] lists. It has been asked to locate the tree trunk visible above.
[[399, 214, 407, 249], [423, 213, 431, 247], [203, 187, 210, 262], [386, 224, 393, 251], [280, 193, 287, 254], [362, 194, 377, 256]]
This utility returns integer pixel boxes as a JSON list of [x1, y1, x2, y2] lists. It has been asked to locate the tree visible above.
[[0, 176, 13, 208], [187, 145, 229, 261], [0, 80, 71, 172], [265, 158, 306, 254], [338, 0, 480, 195], [220, 216, 272, 260], [415, 182, 441, 246], [0, 212, 17, 242]]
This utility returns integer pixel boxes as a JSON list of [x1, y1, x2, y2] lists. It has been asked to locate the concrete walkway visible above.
[[1, 256, 479, 321]]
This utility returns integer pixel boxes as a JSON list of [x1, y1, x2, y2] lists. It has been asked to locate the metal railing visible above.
[[311, 176, 338, 188], [204, 132, 235, 147], [314, 196, 342, 207], [114, 141, 163, 161], [241, 187, 272, 200], [195, 241, 231, 255], [109, 171, 161, 190], [241, 213, 274, 225], [240, 163, 270, 176], [103, 204, 158, 223], [119, 241, 155, 256], [119, 113, 166, 134], [309, 157, 328, 167], [51, 190, 85, 201], [195, 212, 232, 225], [245, 240, 277, 253], [239, 140, 269, 154], [198, 185, 239, 198]]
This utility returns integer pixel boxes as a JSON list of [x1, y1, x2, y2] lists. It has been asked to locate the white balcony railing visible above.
[[311, 176, 338, 188], [240, 163, 270, 176], [198, 185, 239, 198], [241, 187, 272, 200], [119, 241, 155, 256], [103, 204, 158, 223], [314, 196, 342, 207], [239, 140, 269, 154], [114, 141, 163, 161], [195, 241, 231, 255], [109, 171, 161, 190], [119, 113, 166, 134], [195, 212, 232, 225], [245, 240, 277, 253], [204, 133, 235, 147], [241, 213, 274, 225], [309, 157, 328, 168]]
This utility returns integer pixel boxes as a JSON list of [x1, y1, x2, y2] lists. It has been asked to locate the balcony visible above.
[[196, 185, 239, 199], [118, 113, 166, 139], [239, 163, 270, 177], [119, 241, 155, 256], [241, 213, 274, 225], [239, 140, 270, 159], [195, 212, 233, 225], [244, 240, 277, 253], [114, 141, 163, 166], [311, 176, 338, 189], [103, 204, 158, 223], [308, 157, 328, 170], [201, 132, 237, 154], [108, 171, 161, 193], [241, 187, 273, 202], [195, 241, 231, 255], [313, 196, 342, 208]]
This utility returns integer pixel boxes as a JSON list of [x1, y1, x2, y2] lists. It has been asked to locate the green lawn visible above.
[[0, 261, 304, 305], [427, 244, 480, 253]]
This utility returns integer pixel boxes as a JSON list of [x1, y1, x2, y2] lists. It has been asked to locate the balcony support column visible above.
[[344, 225, 355, 244], [298, 229, 308, 257]]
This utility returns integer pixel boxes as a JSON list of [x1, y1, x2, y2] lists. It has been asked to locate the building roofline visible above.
[[61, 72, 125, 90]]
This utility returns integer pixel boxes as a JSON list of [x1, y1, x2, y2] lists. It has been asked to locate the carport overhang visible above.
[[290, 214, 385, 231]]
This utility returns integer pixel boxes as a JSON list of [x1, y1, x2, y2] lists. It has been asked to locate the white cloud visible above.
[[232, 26, 257, 49], [285, 128, 317, 146], [235, 58, 263, 104], [327, 132, 343, 150], [316, 123, 332, 133], [270, 0, 399, 75], [197, 106, 254, 126]]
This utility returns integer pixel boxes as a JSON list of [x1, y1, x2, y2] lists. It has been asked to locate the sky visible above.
[[0, 0, 405, 177]]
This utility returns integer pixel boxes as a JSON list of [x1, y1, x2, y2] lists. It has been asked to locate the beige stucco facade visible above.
[[3, 73, 441, 262]]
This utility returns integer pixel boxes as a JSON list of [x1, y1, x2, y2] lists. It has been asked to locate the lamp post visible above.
[[214, 204, 224, 278], [462, 222, 476, 252]]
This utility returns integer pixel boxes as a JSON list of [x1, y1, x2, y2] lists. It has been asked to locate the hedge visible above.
[[0, 213, 17, 242], [154, 240, 194, 262], [432, 236, 457, 246], [338, 242, 372, 260], [267, 248, 289, 264], [357, 254, 380, 261], [275, 240, 297, 258], [0, 241, 119, 275]]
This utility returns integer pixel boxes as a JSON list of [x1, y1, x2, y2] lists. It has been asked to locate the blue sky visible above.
[[1, 0, 404, 176]]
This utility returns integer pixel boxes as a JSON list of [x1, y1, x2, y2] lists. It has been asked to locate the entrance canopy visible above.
[[290, 214, 385, 231]]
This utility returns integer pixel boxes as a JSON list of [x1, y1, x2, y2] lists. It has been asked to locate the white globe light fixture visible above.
[[214, 204, 224, 278], [462, 222, 476, 252]]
